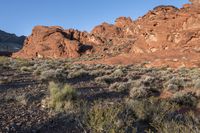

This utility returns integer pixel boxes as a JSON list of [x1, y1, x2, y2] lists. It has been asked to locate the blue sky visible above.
[[0, 0, 189, 36]]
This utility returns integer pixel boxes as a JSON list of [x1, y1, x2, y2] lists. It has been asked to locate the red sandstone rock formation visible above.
[[13, 26, 96, 58], [13, 1, 200, 67]]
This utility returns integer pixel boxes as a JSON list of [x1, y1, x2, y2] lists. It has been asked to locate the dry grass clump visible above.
[[79, 102, 136, 133], [42, 82, 77, 112]]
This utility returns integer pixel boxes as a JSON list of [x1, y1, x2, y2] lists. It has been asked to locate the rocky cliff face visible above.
[[0, 30, 25, 53], [13, 1, 200, 67]]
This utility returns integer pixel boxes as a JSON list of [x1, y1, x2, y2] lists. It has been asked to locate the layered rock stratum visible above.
[[13, 0, 200, 67]]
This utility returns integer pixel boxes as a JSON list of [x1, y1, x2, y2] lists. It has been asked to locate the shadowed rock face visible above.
[[13, 2, 200, 67], [0, 30, 26, 53]]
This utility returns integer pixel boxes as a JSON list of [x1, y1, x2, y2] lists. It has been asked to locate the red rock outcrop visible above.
[[13, 1, 200, 67], [13, 26, 96, 58]]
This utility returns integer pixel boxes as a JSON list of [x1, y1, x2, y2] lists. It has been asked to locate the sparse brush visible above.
[[194, 79, 200, 89], [89, 69, 105, 77], [111, 69, 124, 78], [109, 82, 131, 92], [152, 111, 200, 133], [0, 56, 10, 65], [171, 92, 197, 107], [81, 102, 126, 133], [20, 66, 33, 72], [15, 58, 33, 67], [33, 68, 41, 76], [45, 82, 77, 112], [164, 77, 185, 91], [68, 69, 89, 78], [95, 75, 115, 84], [40, 69, 56, 81], [126, 98, 179, 125], [0, 76, 10, 84], [129, 86, 148, 99], [166, 84, 179, 92]]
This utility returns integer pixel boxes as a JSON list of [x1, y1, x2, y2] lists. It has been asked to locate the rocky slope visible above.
[[0, 30, 25, 54], [13, 0, 200, 67]]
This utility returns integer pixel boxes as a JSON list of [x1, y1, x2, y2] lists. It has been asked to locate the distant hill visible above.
[[0, 30, 26, 53]]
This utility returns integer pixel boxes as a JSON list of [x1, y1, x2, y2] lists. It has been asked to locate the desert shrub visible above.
[[0, 76, 10, 84], [20, 66, 33, 72], [129, 87, 148, 99], [111, 69, 124, 78], [97, 69, 113, 76], [166, 84, 179, 92], [68, 69, 89, 79], [89, 69, 105, 77], [34, 61, 55, 72], [95, 75, 115, 84], [44, 82, 77, 112], [38, 68, 66, 81], [125, 97, 200, 132], [40, 69, 56, 81], [126, 98, 179, 121], [152, 111, 200, 133], [86, 103, 120, 132], [170, 92, 197, 107], [33, 68, 41, 76], [164, 77, 186, 91], [194, 79, 200, 89], [79, 102, 136, 133], [139, 76, 163, 93], [0, 56, 10, 65], [153, 119, 200, 133], [15, 58, 33, 67], [109, 82, 132, 92]]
